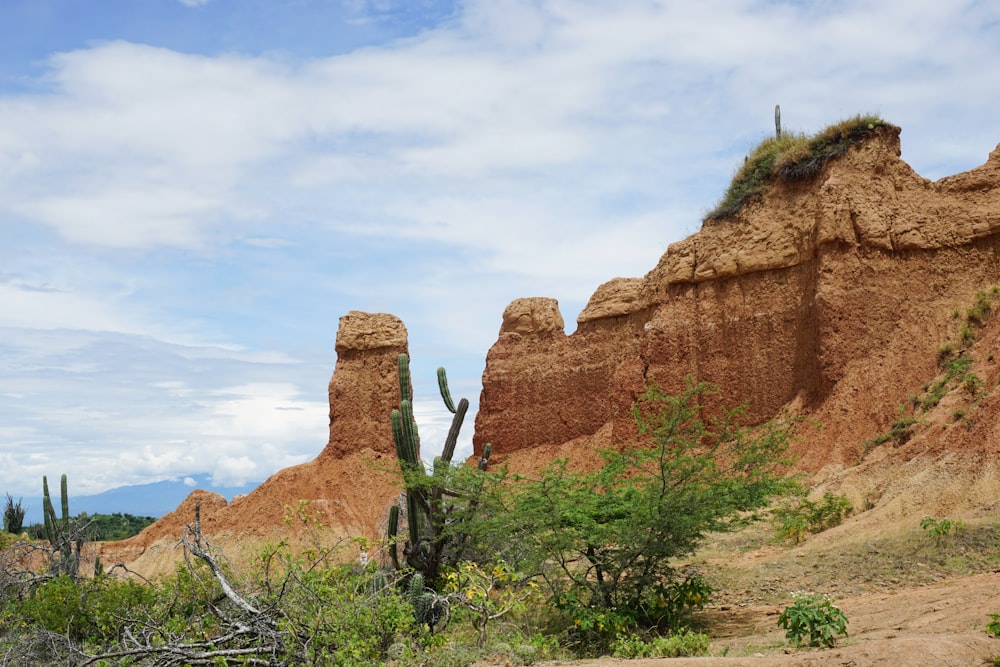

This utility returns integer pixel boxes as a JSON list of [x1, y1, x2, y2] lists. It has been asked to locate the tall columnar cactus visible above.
[[775, 103, 782, 138], [42, 473, 81, 577], [386, 354, 492, 585]]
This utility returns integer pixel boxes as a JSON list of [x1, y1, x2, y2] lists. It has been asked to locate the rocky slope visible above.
[[102, 124, 1000, 577]]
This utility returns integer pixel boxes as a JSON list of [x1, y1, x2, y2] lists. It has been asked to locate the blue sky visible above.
[[1, 0, 998, 498]]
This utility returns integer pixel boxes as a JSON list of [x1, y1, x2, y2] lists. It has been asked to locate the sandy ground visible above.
[[477, 569, 1000, 667]]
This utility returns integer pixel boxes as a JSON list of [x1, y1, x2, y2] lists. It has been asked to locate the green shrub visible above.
[[966, 290, 995, 327], [963, 372, 984, 398], [707, 114, 888, 220], [477, 380, 794, 653], [774, 493, 852, 544], [611, 629, 710, 658], [937, 343, 957, 367], [777, 591, 848, 648], [920, 516, 964, 546], [986, 612, 1000, 638], [16, 574, 156, 644]]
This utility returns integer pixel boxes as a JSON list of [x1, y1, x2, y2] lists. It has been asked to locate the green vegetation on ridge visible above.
[[706, 114, 890, 221]]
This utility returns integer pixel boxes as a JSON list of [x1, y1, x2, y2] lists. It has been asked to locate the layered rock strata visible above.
[[474, 126, 1000, 476]]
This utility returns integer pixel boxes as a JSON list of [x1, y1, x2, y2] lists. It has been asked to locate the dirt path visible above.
[[521, 572, 1000, 667]]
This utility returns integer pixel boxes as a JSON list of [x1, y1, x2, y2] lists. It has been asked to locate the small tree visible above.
[[485, 380, 794, 640]]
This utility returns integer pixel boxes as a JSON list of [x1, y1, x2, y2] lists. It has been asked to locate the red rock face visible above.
[[324, 311, 408, 459], [475, 126, 1000, 476], [474, 296, 649, 461]]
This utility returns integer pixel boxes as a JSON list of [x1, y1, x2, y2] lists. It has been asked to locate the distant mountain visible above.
[[16, 474, 261, 526]]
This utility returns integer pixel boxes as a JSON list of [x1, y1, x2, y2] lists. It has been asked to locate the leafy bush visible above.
[[442, 560, 540, 648], [707, 114, 888, 220], [16, 574, 156, 644], [273, 563, 417, 665], [611, 628, 710, 658], [777, 591, 848, 648], [476, 380, 794, 651], [920, 516, 964, 546], [774, 493, 852, 544], [986, 612, 1000, 638], [863, 407, 919, 454]]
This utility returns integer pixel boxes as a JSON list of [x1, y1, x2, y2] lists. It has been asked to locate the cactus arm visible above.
[[440, 398, 469, 464], [406, 491, 421, 550], [387, 505, 400, 570], [42, 476, 56, 544], [437, 367, 457, 414], [399, 400, 420, 465], [60, 474, 70, 525], [397, 354, 411, 403]]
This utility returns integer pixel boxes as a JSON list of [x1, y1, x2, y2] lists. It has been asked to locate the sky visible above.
[[1, 0, 998, 499]]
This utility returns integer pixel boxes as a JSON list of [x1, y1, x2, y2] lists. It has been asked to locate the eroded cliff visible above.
[[474, 125, 1000, 497]]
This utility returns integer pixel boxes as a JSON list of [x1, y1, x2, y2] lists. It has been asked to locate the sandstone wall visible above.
[[475, 126, 1000, 472]]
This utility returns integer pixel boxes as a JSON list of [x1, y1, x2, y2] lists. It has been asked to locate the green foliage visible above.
[[273, 563, 417, 664], [442, 560, 540, 648], [864, 407, 919, 453], [937, 342, 957, 365], [16, 574, 156, 644], [3, 494, 25, 534], [965, 288, 997, 327], [480, 380, 793, 649], [81, 512, 158, 541], [25, 511, 155, 542], [777, 591, 848, 648], [610, 628, 710, 658], [920, 516, 964, 546], [912, 345, 987, 416], [986, 612, 1000, 638], [774, 492, 852, 544], [707, 114, 888, 220]]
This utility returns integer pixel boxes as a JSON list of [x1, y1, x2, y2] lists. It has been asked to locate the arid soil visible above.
[[478, 515, 1000, 667]]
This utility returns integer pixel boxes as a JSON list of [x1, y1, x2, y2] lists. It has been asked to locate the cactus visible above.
[[41, 474, 81, 577], [775, 104, 782, 138], [387, 504, 401, 570], [386, 354, 493, 586]]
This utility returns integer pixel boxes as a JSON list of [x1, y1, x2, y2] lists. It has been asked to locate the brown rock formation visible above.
[[324, 310, 408, 459], [98, 311, 407, 578], [474, 126, 1000, 492]]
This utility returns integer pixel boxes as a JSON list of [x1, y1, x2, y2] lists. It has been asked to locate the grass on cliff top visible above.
[[706, 114, 891, 222]]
